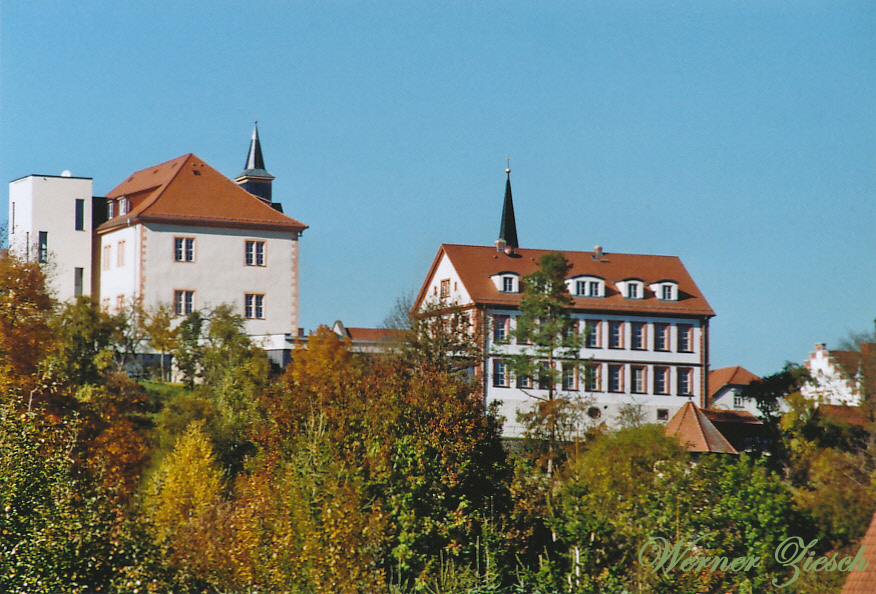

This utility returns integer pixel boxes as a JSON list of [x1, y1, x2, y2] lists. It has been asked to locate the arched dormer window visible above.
[[491, 272, 520, 294], [567, 275, 605, 298], [649, 280, 678, 301], [616, 278, 645, 300]]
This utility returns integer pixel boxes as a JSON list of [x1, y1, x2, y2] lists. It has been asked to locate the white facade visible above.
[[802, 343, 860, 405], [484, 308, 706, 436], [8, 175, 94, 302], [97, 223, 301, 336], [710, 385, 760, 415]]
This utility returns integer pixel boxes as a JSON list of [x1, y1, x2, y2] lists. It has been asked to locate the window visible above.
[[502, 276, 515, 293], [631, 366, 647, 394], [75, 199, 85, 231], [733, 393, 745, 409], [654, 323, 670, 351], [117, 240, 125, 267], [493, 360, 508, 387], [562, 363, 578, 391], [103, 245, 112, 270], [608, 365, 624, 393], [657, 408, 669, 421], [573, 278, 602, 297], [589, 281, 599, 296], [440, 278, 451, 299], [116, 295, 125, 311], [74, 268, 84, 297], [107, 201, 114, 219], [245, 294, 265, 319], [174, 237, 195, 262], [584, 320, 600, 348], [119, 198, 130, 215], [654, 367, 670, 395], [245, 240, 266, 266], [562, 320, 579, 341], [678, 368, 693, 396], [584, 364, 601, 391], [38, 232, 48, 263], [627, 283, 638, 299], [516, 374, 532, 389], [608, 321, 623, 349], [174, 290, 195, 316], [631, 322, 646, 350], [538, 362, 553, 390], [493, 314, 509, 342], [662, 285, 674, 301], [575, 280, 586, 296], [678, 324, 693, 352]]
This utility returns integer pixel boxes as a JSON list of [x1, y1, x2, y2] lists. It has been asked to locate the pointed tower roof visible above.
[[237, 122, 274, 181], [496, 166, 519, 250], [665, 402, 738, 454]]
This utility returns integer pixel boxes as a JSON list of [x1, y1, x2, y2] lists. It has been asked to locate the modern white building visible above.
[[413, 170, 715, 436], [7, 126, 307, 360], [8, 174, 96, 302]]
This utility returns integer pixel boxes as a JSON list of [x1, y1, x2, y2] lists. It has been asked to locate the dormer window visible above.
[[616, 279, 644, 300], [119, 197, 130, 216], [649, 280, 679, 301], [107, 201, 114, 219], [491, 272, 520, 294], [568, 275, 604, 298]]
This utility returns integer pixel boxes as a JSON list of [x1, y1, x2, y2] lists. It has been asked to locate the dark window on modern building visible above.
[[75, 199, 85, 231], [38, 232, 48, 263]]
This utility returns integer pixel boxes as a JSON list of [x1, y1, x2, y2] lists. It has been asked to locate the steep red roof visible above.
[[699, 408, 761, 425], [97, 154, 307, 233], [345, 327, 401, 343], [842, 508, 876, 593], [665, 402, 738, 454], [415, 244, 714, 317], [708, 366, 761, 398]]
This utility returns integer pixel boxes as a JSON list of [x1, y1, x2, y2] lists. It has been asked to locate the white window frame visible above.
[[245, 293, 265, 319], [174, 290, 195, 316], [174, 237, 195, 262]]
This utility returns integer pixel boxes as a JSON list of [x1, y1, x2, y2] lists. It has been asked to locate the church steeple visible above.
[[495, 163, 519, 251], [235, 122, 275, 203]]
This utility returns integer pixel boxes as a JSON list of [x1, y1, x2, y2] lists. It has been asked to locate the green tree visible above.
[[143, 303, 178, 381], [172, 310, 203, 389], [505, 252, 583, 473], [45, 295, 120, 388]]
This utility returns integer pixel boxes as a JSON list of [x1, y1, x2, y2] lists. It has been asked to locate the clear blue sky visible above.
[[1, 1, 873, 376]]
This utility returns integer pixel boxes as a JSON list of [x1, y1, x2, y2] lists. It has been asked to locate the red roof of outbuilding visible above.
[[665, 402, 738, 454], [98, 154, 307, 233], [415, 244, 714, 317], [708, 366, 761, 398], [842, 509, 876, 593]]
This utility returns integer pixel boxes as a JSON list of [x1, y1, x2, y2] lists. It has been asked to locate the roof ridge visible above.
[[136, 154, 195, 217], [441, 243, 681, 259]]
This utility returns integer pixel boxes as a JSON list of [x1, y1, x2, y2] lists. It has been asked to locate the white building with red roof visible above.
[[8, 125, 307, 361], [414, 169, 716, 436], [708, 365, 761, 414]]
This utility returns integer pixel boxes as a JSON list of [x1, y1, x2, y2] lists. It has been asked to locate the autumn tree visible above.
[[142, 303, 178, 381], [0, 253, 54, 403]]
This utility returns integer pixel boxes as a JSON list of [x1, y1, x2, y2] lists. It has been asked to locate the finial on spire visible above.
[[506, 155, 511, 178]]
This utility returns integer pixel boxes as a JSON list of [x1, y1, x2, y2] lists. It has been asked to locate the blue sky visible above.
[[1, 1, 873, 376]]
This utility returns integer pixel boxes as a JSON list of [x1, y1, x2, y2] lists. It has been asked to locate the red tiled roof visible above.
[[700, 408, 762, 425], [345, 327, 402, 343], [818, 404, 869, 428], [665, 402, 738, 454], [708, 366, 761, 398], [842, 509, 876, 593], [415, 244, 715, 317], [98, 154, 307, 233]]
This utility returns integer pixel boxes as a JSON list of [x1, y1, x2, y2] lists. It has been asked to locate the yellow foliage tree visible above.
[[147, 420, 222, 555]]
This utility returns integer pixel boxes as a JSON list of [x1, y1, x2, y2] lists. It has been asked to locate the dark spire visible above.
[[496, 163, 519, 251], [236, 122, 274, 203], [244, 122, 267, 171]]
